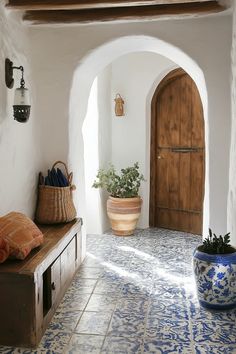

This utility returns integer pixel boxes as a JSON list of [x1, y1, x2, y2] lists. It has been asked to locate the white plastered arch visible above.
[[68, 35, 209, 257]]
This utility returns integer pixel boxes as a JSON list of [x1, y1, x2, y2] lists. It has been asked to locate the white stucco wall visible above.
[[28, 14, 231, 240], [83, 77, 101, 234], [84, 67, 112, 234], [0, 4, 41, 217], [228, 4, 236, 246], [97, 67, 112, 232], [110, 52, 175, 228], [0, 11, 228, 243]]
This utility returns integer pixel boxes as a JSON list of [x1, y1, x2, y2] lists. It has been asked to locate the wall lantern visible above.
[[5, 58, 31, 123], [114, 93, 124, 117]]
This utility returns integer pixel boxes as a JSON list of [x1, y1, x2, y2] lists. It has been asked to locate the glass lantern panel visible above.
[[14, 87, 30, 106]]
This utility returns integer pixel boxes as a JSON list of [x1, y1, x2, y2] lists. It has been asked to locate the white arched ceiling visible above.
[[68, 35, 208, 251]]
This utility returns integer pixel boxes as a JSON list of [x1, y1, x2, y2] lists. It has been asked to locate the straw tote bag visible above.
[[35, 161, 76, 224]]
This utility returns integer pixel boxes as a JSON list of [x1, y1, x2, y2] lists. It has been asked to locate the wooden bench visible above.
[[0, 218, 82, 348]]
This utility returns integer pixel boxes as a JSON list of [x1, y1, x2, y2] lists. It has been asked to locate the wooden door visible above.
[[149, 68, 205, 234]]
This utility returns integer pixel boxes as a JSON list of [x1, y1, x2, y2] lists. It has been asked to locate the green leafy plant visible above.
[[92, 162, 145, 198], [199, 228, 234, 254]]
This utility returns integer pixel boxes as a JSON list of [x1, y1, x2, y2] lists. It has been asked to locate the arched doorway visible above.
[[69, 35, 209, 257], [149, 68, 205, 234]]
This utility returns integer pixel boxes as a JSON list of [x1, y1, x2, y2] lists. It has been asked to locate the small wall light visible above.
[[114, 93, 124, 117], [5, 58, 31, 123]]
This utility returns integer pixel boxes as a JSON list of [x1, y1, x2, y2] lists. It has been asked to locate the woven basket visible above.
[[35, 161, 76, 224]]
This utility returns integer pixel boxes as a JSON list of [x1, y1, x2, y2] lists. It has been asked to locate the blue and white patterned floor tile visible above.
[[69, 277, 98, 294], [195, 344, 236, 354], [120, 281, 153, 297], [143, 339, 193, 354], [1, 227, 236, 353], [93, 278, 122, 295], [37, 330, 71, 353], [59, 292, 91, 311], [149, 298, 189, 321], [145, 318, 191, 342], [77, 266, 103, 279], [108, 312, 146, 338], [192, 320, 236, 345], [81, 254, 105, 268], [0, 348, 38, 354], [151, 278, 187, 299], [85, 293, 118, 312], [114, 296, 149, 316], [101, 336, 143, 354], [48, 308, 82, 332], [0, 331, 71, 354], [66, 334, 105, 354], [75, 312, 112, 335], [189, 299, 236, 322]]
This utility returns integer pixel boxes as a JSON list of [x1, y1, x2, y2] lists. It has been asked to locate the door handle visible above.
[[171, 147, 199, 153], [157, 155, 163, 159]]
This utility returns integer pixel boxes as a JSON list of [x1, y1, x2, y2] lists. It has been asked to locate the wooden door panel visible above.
[[150, 68, 205, 235], [190, 151, 204, 211], [157, 81, 180, 148], [191, 82, 204, 147], [168, 151, 179, 209], [178, 210, 190, 232], [179, 152, 191, 210], [157, 93, 169, 147], [156, 150, 203, 234], [169, 80, 180, 148], [180, 76, 192, 147], [169, 209, 179, 230], [156, 149, 169, 207], [158, 209, 187, 232], [158, 208, 202, 234], [190, 213, 202, 234], [157, 150, 189, 210], [157, 208, 169, 228]]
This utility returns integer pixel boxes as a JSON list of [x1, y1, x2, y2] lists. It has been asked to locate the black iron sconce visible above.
[[5, 58, 31, 123]]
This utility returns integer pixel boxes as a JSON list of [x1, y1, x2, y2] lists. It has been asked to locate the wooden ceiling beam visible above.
[[6, 0, 219, 11], [22, 2, 226, 24]]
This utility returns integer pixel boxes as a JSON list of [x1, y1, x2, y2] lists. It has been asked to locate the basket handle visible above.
[[52, 160, 75, 188]]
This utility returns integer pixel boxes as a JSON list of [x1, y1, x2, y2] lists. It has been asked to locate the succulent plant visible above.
[[200, 228, 233, 254]]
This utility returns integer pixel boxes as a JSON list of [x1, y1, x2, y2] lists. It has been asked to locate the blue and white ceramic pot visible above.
[[193, 248, 236, 310]]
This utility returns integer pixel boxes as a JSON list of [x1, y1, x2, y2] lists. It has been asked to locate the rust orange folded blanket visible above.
[[0, 238, 9, 263], [0, 212, 44, 260]]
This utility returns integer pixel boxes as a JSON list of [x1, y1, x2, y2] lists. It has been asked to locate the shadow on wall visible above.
[[0, 54, 7, 121]]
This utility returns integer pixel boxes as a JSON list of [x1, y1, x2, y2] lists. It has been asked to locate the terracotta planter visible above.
[[107, 196, 142, 236]]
